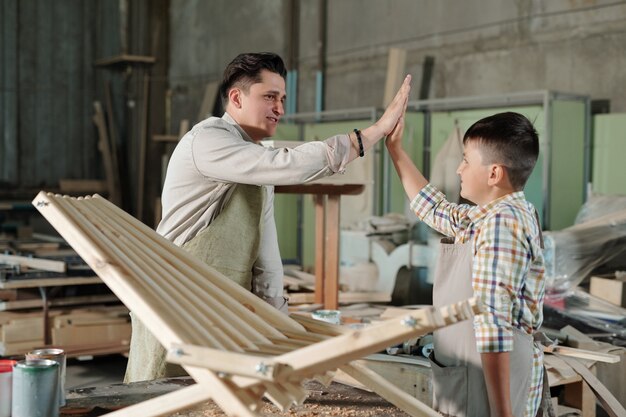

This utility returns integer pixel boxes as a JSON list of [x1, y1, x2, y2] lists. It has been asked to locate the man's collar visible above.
[[467, 190, 525, 223], [222, 112, 255, 143]]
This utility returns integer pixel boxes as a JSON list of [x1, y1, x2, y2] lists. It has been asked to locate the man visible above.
[[125, 52, 411, 382]]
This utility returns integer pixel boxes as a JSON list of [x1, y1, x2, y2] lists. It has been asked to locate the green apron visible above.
[[124, 184, 265, 382]]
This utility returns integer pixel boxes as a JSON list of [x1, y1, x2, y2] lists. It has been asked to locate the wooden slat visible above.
[[0, 276, 100, 289], [341, 362, 439, 417], [0, 253, 66, 273], [559, 354, 625, 417], [88, 197, 279, 346], [92, 195, 304, 336]]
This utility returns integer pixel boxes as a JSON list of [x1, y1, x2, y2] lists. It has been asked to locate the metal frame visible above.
[[407, 90, 591, 230]]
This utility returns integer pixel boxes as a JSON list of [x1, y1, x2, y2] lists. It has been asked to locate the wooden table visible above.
[[275, 183, 365, 310]]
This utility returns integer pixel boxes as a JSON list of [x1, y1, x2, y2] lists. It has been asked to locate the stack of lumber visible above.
[[0, 306, 130, 356], [51, 305, 130, 348], [0, 310, 48, 355]]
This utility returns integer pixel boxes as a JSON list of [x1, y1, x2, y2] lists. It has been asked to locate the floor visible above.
[[66, 354, 128, 390]]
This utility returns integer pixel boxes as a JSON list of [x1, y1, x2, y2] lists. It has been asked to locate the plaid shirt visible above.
[[411, 184, 545, 417]]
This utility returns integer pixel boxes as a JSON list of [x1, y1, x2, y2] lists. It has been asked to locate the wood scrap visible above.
[[0, 253, 66, 273], [543, 344, 620, 364], [558, 354, 626, 417]]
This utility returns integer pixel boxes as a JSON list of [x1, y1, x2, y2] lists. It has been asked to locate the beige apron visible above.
[[124, 184, 265, 382], [430, 238, 534, 417]]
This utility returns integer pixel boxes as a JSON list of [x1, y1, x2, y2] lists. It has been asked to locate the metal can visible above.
[[12, 359, 60, 417], [26, 348, 66, 407], [0, 360, 17, 417]]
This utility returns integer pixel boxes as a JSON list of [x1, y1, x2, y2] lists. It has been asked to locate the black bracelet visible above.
[[353, 128, 364, 157]]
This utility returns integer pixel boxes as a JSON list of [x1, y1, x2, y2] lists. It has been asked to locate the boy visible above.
[[386, 112, 546, 417]]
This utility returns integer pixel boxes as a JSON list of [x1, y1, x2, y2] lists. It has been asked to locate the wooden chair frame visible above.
[[34, 192, 482, 417]]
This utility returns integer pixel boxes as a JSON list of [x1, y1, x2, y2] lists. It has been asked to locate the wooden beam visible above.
[[341, 362, 440, 417], [274, 298, 482, 379], [166, 342, 283, 382], [544, 345, 620, 363], [0, 253, 66, 273], [559, 354, 625, 417]]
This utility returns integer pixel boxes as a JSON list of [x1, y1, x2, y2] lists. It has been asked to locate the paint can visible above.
[[26, 348, 66, 406], [0, 359, 17, 417], [12, 359, 60, 417], [311, 309, 342, 325]]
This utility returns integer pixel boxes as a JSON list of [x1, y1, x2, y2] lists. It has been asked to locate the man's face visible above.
[[456, 140, 491, 205], [236, 69, 286, 141]]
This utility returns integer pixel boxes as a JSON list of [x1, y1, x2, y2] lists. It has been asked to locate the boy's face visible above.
[[234, 69, 286, 142], [456, 140, 492, 205]]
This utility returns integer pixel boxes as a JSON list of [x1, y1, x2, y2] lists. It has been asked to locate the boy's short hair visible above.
[[219, 52, 287, 106], [463, 112, 539, 190]]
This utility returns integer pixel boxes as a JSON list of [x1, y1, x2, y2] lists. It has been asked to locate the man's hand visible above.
[[376, 75, 411, 135]]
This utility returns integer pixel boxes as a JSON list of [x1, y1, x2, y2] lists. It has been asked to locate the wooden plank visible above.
[[273, 299, 481, 379], [341, 362, 439, 417], [59, 179, 108, 193], [166, 342, 280, 381], [559, 354, 624, 417], [0, 253, 66, 273], [0, 276, 100, 289], [544, 345, 620, 363], [0, 294, 119, 311], [136, 74, 150, 220], [383, 48, 407, 107], [85, 197, 272, 349], [314, 194, 325, 305], [93, 102, 121, 205], [197, 81, 220, 121], [324, 194, 340, 310]]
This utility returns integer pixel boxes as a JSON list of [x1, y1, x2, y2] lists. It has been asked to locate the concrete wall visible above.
[[169, 0, 626, 120]]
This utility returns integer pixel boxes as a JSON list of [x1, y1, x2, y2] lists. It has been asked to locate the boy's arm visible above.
[[385, 115, 429, 200], [473, 209, 532, 417], [481, 352, 514, 417], [386, 117, 471, 237]]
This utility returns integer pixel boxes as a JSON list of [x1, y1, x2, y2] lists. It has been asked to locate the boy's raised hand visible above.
[[376, 75, 411, 136], [385, 112, 405, 152]]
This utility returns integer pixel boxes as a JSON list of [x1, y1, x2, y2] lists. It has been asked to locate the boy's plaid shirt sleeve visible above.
[[472, 209, 532, 353], [409, 184, 472, 237]]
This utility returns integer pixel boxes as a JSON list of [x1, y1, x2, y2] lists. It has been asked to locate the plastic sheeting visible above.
[[543, 194, 626, 298]]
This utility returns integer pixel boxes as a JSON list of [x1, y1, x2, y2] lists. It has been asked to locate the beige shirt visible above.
[[157, 112, 351, 298]]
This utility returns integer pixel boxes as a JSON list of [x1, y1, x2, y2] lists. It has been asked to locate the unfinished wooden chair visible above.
[[34, 192, 483, 417]]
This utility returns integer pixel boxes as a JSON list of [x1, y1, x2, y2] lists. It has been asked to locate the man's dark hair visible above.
[[219, 52, 287, 106], [463, 112, 539, 190]]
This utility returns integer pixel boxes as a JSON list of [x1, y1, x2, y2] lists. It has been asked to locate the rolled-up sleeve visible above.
[[472, 210, 530, 353], [409, 183, 472, 237]]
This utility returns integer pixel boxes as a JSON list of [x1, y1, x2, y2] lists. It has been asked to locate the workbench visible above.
[[64, 378, 410, 417], [276, 183, 365, 310]]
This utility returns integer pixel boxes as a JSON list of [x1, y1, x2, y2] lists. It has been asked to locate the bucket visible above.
[[0, 360, 17, 417], [12, 359, 60, 417], [27, 348, 66, 406]]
